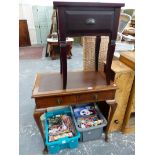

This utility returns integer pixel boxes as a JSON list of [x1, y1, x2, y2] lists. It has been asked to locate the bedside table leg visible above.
[[105, 100, 117, 141], [95, 36, 101, 72], [60, 46, 62, 74], [60, 41, 67, 89], [33, 108, 47, 153], [106, 39, 116, 85]]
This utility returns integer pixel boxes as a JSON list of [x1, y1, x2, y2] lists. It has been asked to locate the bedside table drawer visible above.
[[35, 95, 77, 108], [65, 10, 114, 33]]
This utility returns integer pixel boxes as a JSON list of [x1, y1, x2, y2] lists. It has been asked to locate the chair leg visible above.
[[45, 43, 49, 57]]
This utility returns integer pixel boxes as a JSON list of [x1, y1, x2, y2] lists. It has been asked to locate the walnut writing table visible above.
[[54, 1, 124, 89], [32, 71, 118, 153]]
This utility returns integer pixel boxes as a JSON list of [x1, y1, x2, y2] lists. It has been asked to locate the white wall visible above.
[[19, 4, 24, 19], [19, 0, 53, 6]]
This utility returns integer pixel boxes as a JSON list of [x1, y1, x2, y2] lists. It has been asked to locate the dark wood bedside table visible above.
[[54, 1, 125, 89]]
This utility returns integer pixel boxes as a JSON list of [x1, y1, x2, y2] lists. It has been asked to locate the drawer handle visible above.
[[86, 18, 96, 25], [114, 120, 119, 124], [56, 98, 62, 105], [93, 94, 98, 102]]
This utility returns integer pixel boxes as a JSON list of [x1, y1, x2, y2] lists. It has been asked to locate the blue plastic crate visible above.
[[45, 107, 80, 154]]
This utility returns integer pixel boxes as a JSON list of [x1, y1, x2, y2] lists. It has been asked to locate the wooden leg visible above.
[[60, 51, 62, 74], [33, 108, 48, 154], [122, 80, 135, 133], [45, 43, 49, 57], [105, 40, 116, 85], [70, 44, 73, 56], [58, 44, 62, 74], [56, 11, 62, 74], [60, 42, 67, 89], [105, 100, 117, 142], [50, 45, 56, 60], [95, 36, 101, 72], [67, 45, 72, 59]]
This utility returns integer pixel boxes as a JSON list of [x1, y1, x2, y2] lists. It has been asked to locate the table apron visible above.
[[35, 90, 116, 109]]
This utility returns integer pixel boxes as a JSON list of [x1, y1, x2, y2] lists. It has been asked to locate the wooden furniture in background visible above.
[[84, 59, 134, 132], [105, 60, 134, 132], [47, 37, 74, 60], [119, 52, 135, 69], [54, 1, 125, 89], [19, 20, 31, 47], [32, 71, 118, 152], [123, 27, 135, 37], [120, 52, 135, 133], [83, 35, 135, 132]]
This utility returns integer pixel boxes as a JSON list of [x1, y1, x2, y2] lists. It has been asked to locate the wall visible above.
[[19, 1, 53, 45]]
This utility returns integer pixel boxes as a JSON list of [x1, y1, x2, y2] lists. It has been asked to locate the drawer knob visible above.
[[86, 18, 96, 25], [93, 94, 98, 102], [57, 98, 62, 105], [114, 120, 119, 124]]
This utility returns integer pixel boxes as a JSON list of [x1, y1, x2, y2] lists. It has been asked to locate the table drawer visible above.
[[65, 10, 114, 33], [77, 90, 115, 104], [35, 95, 76, 108]]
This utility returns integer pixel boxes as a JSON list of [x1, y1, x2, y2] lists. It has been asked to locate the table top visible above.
[[53, 1, 125, 8], [47, 37, 74, 43], [32, 71, 117, 98], [119, 52, 135, 70]]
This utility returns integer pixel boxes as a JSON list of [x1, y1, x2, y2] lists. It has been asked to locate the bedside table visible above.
[[54, 1, 125, 89]]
